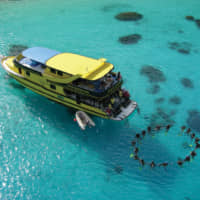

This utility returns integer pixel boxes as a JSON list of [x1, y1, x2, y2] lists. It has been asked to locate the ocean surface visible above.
[[0, 0, 200, 199]]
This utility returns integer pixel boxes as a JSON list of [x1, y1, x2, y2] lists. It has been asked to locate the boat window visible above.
[[50, 84, 56, 90], [26, 71, 30, 76], [57, 70, 63, 76], [20, 58, 40, 67], [19, 68, 22, 74], [50, 68, 56, 74]]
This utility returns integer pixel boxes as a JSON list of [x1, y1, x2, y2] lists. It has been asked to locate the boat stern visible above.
[[111, 100, 137, 121]]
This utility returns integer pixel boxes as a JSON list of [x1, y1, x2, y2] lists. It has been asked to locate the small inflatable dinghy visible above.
[[75, 111, 95, 130]]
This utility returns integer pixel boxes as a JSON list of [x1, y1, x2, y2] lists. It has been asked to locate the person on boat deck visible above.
[[119, 90, 123, 98], [93, 80, 104, 93]]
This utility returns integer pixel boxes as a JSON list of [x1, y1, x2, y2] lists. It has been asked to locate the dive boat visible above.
[[1, 47, 137, 120]]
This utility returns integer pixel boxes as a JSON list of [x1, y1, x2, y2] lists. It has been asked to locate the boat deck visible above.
[[111, 101, 137, 120]]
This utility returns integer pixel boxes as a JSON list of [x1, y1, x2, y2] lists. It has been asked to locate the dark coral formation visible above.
[[181, 78, 194, 88], [169, 96, 182, 105], [149, 108, 175, 129], [178, 48, 190, 54], [185, 15, 200, 29], [140, 65, 166, 83], [168, 42, 192, 55], [146, 84, 160, 94], [114, 166, 123, 174], [102, 4, 129, 12], [187, 110, 200, 132], [155, 97, 165, 104], [195, 19, 200, 28], [168, 42, 180, 50], [115, 12, 143, 21], [8, 44, 28, 56], [118, 34, 142, 44], [178, 30, 184, 34], [185, 16, 195, 21]]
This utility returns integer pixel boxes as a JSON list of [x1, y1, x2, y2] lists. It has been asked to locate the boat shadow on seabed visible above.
[[16, 86, 180, 200]]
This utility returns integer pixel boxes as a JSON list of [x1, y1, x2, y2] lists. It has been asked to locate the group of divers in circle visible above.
[[130, 125, 200, 168]]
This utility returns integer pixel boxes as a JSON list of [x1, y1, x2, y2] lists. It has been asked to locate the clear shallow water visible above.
[[0, 0, 200, 199]]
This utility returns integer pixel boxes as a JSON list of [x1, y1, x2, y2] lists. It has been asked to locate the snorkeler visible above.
[[135, 133, 140, 139], [147, 126, 151, 133], [158, 162, 168, 167], [131, 140, 136, 146], [181, 126, 186, 132], [134, 155, 139, 160], [177, 160, 183, 166], [166, 124, 171, 132], [142, 130, 146, 137], [150, 161, 156, 168], [134, 147, 139, 154], [184, 156, 191, 162], [186, 128, 191, 134], [191, 151, 197, 158], [195, 143, 200, 149], [190, 133, 195, 139], [195, 138, 200, 144], [139, 159, 145, 166], [155, 125, 161, 131]]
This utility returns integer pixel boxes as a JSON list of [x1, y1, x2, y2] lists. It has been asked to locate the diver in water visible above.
[[195, 143, 200, 149], [177, 160, 183, 166], [150, 161, 156, 168], [155, 125, 161, 131], [147, 126, 151, 133], [139, 159, 145, 166], [134, 155, 139, 160], [166, 124, 171, 132], [131, 140, 136, 146], [186, 128, 191, 134], [142, 130, 146, 137], [191, 133, 195, 139], [158, 162, 168, 167], [195, 138, 200, 144], [191, 151, 197, 158], [135, 133, 140, 139], [134, 147, 139, 154], [181, 126, 186, 132], [184, 156, 191, 162]]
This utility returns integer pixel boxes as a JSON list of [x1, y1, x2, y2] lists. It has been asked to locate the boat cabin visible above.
[[14, 47, 122, 97]]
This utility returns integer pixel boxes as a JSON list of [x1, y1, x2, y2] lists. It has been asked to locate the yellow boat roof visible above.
[[46, 53, 114, 80]]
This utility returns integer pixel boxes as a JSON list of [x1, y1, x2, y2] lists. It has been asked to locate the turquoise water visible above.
[[0, 0, 200, 199]]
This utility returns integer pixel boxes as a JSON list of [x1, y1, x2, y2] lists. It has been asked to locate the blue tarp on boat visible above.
[[22, 47, 60, 64]]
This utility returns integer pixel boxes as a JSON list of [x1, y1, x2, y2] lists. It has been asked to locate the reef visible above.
[[178, 30, 184, 34], [102, 4, 129, 12], [168, 42, 192, 55], [195, 19, 200, 28], [185, 15, 200, 29], [118, 34, 142, 44], [149, 108, 175, 129], [8, 44, 28, 56], [181, 78, 194, 88], [154, 97, 165, 104], [114, 166, 123, 174], [146, 84, 160, 94], [169, 96, 182, 105], [185, 16, 195, 21], [115, 12, 143, 21], [187, 110, 200, 132], [140, 65, 166, 83]]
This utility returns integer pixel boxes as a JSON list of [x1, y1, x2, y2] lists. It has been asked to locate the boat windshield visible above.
[[18, 57, 46, 73]]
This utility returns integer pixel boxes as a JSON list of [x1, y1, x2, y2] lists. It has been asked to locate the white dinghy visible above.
[[75, 111, 95, 130]]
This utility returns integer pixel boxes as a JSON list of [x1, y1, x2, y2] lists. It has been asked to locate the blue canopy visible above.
[[22, 47, 60, 64]]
